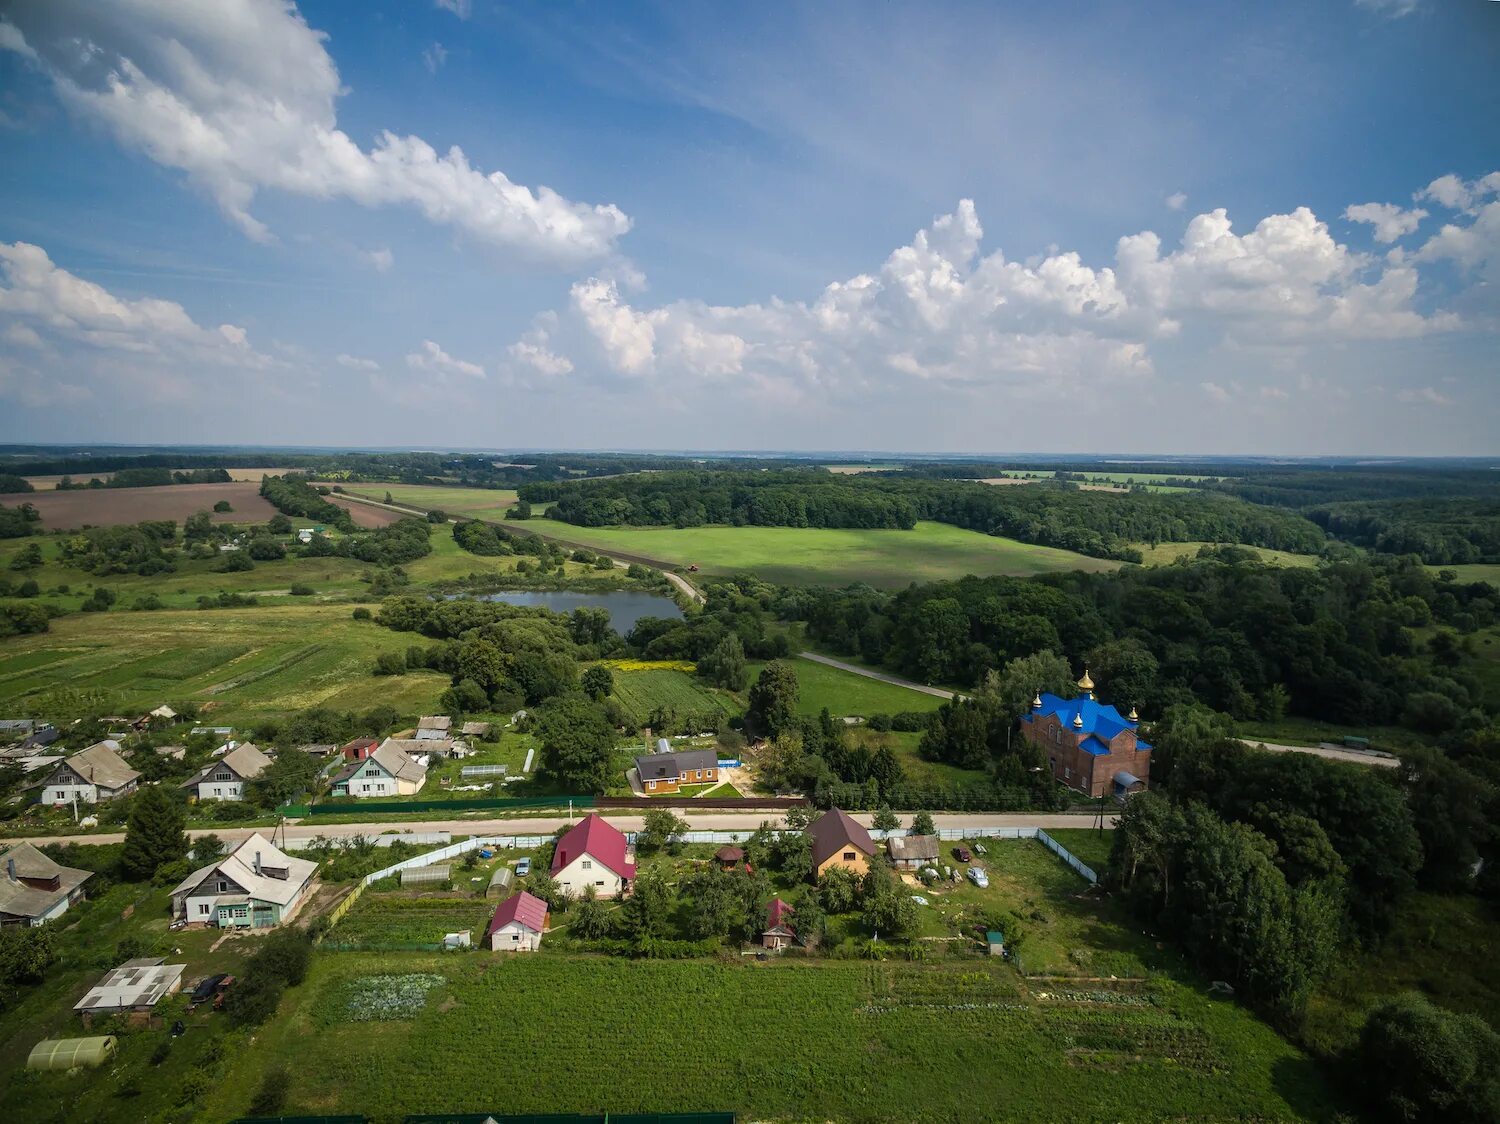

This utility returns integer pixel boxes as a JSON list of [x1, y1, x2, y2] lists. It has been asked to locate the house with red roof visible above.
[[486, 890, 548, 952], [763, 898, 796, 951], [550, 813, 635, 899]]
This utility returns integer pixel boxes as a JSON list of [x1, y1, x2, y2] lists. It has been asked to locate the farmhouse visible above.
[[74, 959, 185, 1018], [551, 813, 635, 898], [0, 842, 92, 926], [38, 741, 139, 805], [170, 833, 316, 929], [1018, 671, 1153, 799], [763, 898, 797, 950], [809, 808, 876, 879], [633, 748, 719, 793], [180, 742, 271, 802], [330, 739, 428, 797], [486, 890, 548, 951], [461, 721, 491, 738], [414, 715, 452, 741], [887, 834, 940, 869]]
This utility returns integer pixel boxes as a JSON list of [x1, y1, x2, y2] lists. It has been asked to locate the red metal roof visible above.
[[765, 898, 795, 930], [550, 813, 635, 881], [486, 890, 548, 937]]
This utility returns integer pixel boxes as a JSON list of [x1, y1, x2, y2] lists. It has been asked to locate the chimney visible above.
[[253, 851, 262, 875], [5, 858, 14, 882]]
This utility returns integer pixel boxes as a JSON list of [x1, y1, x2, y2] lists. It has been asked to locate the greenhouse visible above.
[[27, 1036, 117, 1070], [399, 864, 451, 887]]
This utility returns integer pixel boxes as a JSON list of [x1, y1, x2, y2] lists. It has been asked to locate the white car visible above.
[[966, 867, 989, 889], [515, 857, 532, 877]]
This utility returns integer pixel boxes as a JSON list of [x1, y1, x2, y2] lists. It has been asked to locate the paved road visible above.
[[799, 651, 965, 700], [18, 810, 1112, 848], [1240, 738, 1400, 768]]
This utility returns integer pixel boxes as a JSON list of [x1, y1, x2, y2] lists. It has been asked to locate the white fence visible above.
[[349, 825, 1100, 889]]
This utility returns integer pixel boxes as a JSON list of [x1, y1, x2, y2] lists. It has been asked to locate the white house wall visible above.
[[554, 854, 626, 899], [41, 783, 97, 805], [489, 921, 541, 951], [195, 780, 245, 801]]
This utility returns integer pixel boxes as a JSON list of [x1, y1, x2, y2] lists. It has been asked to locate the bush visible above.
[[215, 551, 254, 573], [352, 606, 372, 620], [249, 1065, 291, 1116], [373, 651, 406, 675], [289, 583, 315, 596]]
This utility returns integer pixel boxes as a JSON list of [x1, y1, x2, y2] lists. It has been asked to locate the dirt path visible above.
[[798, 651, 966, 700], [1238, 738, 1400, 768], [19, 810, 1112, 848]]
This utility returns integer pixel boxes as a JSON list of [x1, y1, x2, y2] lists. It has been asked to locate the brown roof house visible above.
[[808, 808, 876, 880], [887, 834, 940, 869], [0, 842, 92, 926], [38, 742, 139, 805]]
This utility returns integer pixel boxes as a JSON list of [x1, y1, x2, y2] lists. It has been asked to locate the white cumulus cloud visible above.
[[1166, 192, 1187, 211], [1345, 202, 1427, 242], [406, 339, 485, 379], [0, 0, 630, 266], [336, 353, 380, 371]]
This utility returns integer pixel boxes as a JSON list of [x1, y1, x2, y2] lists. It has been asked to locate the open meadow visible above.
[[1128, 541, 1321, 567], [523, 519, 1121, 587], [0, 603, 448, 725], [339, 482, 520, 521]]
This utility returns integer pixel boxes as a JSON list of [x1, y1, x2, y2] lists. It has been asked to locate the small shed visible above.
[[486, 866, 515, 898], [715, 845, 745, 868], [399, 864, 451, 888], [27, 1036, 118, 1070], [888, 834, 940, 869], [986, 930, 1005, 957], [763, 898, 797, 951]]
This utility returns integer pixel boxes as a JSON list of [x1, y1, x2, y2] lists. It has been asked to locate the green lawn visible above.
[[521, 518, 1121, 587], [757, 656, 950, 719], [1434, 563, 1500, 589], [188, 838, 1342, 1123], [339, 483, 518, 521], [1041, 827, 1115, 872], [0, 603, 449, 725], [607, 667, 738, 727], [1130, 541, 1321, 568]]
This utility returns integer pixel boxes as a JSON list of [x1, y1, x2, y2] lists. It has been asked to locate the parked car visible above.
[[189, 973, 228, 1009], [515, 857, 532, 877], [967, 867, 989, 889], [953, 846, 972, 863]]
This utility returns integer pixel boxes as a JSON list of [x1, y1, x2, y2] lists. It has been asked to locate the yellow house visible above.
[[808, 808, 876, 879]]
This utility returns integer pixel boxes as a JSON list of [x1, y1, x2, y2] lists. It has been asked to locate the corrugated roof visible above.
[[887, 834, 939, 862], [633, 748, 718, 782], [0, 843, 91, 920], [808, 808, 876, 867], [487, 890, 547, 937], [170, 833, 315, 907], [49, 741, 139, 792], [551, 813, 634, 881], [181, 743, 271, 788]]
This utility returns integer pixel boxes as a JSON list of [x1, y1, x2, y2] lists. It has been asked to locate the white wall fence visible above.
[[344, 824, 1100, 890]]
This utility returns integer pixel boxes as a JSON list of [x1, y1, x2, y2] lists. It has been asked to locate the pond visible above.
[[468, 590, 682, 634]]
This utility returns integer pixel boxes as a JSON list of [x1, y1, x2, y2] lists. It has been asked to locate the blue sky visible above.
[[0, 0, 1496, 454]]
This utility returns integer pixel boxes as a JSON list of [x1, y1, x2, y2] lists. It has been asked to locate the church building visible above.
[[1018, 671, 1152, 799]]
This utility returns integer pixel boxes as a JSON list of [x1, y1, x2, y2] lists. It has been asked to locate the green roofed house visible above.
[[169, 833, 316, 929]]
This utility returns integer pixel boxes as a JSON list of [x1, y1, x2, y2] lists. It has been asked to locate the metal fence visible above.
[[1035, 829, 1099, 884]]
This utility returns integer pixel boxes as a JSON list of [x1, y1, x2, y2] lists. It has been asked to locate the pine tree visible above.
[[120, 784, 189, 881]]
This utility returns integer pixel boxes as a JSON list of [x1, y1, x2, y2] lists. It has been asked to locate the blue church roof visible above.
[[1022, 692, 1141, 746]]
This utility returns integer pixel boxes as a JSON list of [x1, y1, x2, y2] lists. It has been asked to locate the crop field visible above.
[[339, 483, 519, 521], [607, 666, 737, 726], [1130, 541, 1321, 567], [0, 604, 448, 724], [784, 656, 949, 717], [199, 949, 1338, 1122], [328, 892, 494, 947], [522, 519, 1121, 587], [327, 495, 405, 527], [19, 466, 299, 490], [14, 481, 279, 529]]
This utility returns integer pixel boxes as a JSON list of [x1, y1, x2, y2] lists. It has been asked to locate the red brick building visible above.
[[1018, 671, 1152, 799]]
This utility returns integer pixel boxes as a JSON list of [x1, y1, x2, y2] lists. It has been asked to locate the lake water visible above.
[[469, 590, 682, 634]]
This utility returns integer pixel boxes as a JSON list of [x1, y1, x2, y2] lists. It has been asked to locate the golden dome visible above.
[[1072, 710, 1084, 728], [1077, 669, 1094, 692], [1128, 706, 1139, 722], [1032, 691, 1042, 709]]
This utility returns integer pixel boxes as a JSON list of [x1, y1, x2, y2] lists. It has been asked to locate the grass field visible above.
[[1434, 563, 1500, 588], [780, 656, 949, 718], [187, 839, 1341, 1123], [521, 519, 1121, 587], [339, 483, 519, 521], [1131, 541, 1321, 567], [606, 666, 737, 726], [20, 466, 299, 490], [0, 604, 448, 725], [1042, 827, 1115, 872]]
